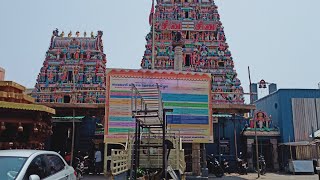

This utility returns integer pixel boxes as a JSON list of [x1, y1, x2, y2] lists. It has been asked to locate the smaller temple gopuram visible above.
[[32, 29, 106, 104], [0, 80, 55, 150], [242, 110, 280, 171], [31, 29, 107, 154]]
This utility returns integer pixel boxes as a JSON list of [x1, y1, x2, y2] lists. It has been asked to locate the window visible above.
[[185, 11, 189, 19], [219, 138, 230, 155], [24, 155, 49, 180], [46, 154, 65, 175], [0, 157, 27, 180], [186, 31, 190, 39], [218, 61, 224, 68], [64, 95, 70, 103], [68, 71, 73, 82], [185, 54, 191, 67]]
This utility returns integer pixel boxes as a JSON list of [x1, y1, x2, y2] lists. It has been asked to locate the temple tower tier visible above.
[[32, 30, 107, 104], [141, 0, 244, 104]]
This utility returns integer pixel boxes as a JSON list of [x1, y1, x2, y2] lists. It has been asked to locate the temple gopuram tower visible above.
[[141, 0, 244, 104], [33, 29, 106, 104], [32, 30, 106, 153]]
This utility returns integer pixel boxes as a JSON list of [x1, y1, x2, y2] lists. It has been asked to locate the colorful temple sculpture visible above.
[[141, 0, 244, 105], [242, 110, 280, 171], [0, 80, 55, 150], [31, 29, 106, 153], [32, 29, 106, 104]]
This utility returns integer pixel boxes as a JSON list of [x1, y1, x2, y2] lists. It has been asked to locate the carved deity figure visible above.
[[75, 49, 80, 60], [60, 31, 65, 37], [56, 49, 61, 60], [250, 111, 271, 130]]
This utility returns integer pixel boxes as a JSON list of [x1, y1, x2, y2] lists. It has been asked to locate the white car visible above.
[[0, 149, 77, 180]]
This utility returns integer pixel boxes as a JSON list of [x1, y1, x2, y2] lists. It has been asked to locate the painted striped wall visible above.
[[105, 73, 213, 143]]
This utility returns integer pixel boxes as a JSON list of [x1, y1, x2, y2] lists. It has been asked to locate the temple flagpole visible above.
[[151, 0, 155, 69]]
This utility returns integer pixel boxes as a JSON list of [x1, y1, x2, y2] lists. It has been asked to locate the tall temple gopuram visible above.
[[141, 0, 244, 105], [33, 29, 106, 104]]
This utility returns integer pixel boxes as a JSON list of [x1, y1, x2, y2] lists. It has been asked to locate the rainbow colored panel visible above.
[[105, 71, 213, 143]]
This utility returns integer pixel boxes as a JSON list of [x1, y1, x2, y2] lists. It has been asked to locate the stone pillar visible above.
[[0, 67, 5, 81], [247, 139, 254, 170], [192, 143, 201, 175], [174, 46, 183, 71], [270, 139, 280, 171]]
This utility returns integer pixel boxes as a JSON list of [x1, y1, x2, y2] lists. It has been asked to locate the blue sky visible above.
[[0, 0, 320, 97]]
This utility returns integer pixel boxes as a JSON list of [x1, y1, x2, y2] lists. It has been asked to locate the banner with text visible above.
[[105, 69, 213, 143]]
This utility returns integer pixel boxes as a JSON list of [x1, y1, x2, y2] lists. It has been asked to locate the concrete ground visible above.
[[82, 173, 319, 180], [209, 173, 318, 180], [82, 174, 109, 180]]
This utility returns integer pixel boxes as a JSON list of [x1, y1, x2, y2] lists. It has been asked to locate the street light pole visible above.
[[254, 119, 260, 178], [248, 66, 260, 178]]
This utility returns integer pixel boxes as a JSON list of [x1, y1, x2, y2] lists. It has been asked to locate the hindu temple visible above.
[[139, 0, 255, 174], [31, 29, 106, 154]]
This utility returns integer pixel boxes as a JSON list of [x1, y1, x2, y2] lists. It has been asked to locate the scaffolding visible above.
[[130, 83, 174, 180], [109, 83, 186, 180]]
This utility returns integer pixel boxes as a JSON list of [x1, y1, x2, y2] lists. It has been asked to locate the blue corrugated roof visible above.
[[256, 89, 320, 103]]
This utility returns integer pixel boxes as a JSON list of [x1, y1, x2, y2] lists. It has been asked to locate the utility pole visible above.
[[70, 108, 75, 166], [248, 66, 260, 178]]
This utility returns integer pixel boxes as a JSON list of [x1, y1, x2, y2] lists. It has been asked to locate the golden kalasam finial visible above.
[[60, 31, 65, 37], [84, 31, 87, 37], [91, 31, 94, 38], [76, 31, 80, 37], [68, 31, 72, 37]]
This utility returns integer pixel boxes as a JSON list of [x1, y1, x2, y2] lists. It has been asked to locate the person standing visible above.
[[64, 152, 71, 165], [94, 149, 102, 174]]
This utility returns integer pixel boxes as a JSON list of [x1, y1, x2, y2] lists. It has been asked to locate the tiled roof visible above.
[[0, 101, 55, 114]]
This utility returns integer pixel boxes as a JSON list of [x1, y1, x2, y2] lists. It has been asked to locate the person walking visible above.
[[94, 149, 102, 174]]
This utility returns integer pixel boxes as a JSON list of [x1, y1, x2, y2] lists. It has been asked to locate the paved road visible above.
[[209, 173, 318, 180], [82, 175, 109, 180], [82, 173, 318, 180]]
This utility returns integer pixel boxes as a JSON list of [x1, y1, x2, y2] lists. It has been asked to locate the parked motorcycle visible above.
[[236, 152, 248, 175], [222, 158, 231, 174], [258, 155, 266, 175], [206, 154, 224, 178], [74, 157, 85, 179], [83, 155, 95, 175]]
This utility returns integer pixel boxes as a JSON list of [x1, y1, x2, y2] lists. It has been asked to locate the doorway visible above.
[[252, 139, 273, 170], [185, 54, 191, 67]]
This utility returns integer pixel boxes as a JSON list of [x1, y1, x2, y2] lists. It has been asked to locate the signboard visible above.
[[105, 69, 213, 143], [195, 21, 216, 31], [159, 20, 182, 31], [158, 20, 216, 31]]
